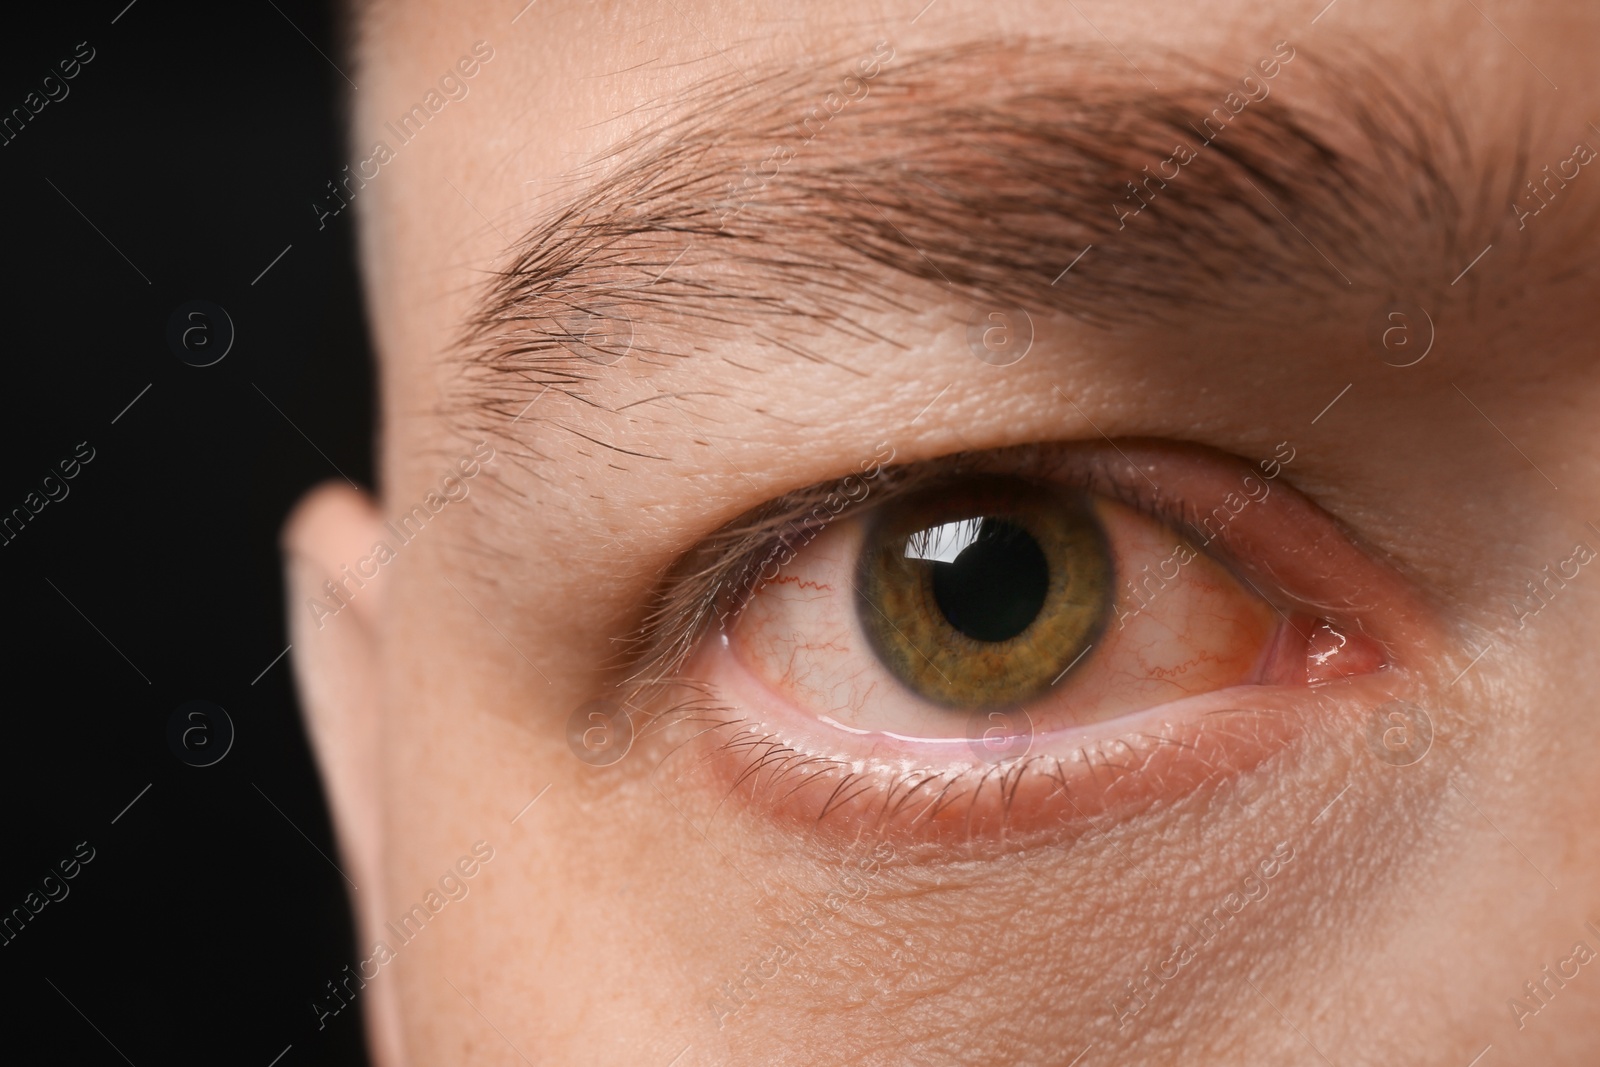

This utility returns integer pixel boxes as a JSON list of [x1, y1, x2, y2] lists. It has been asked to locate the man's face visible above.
[[286, 0, 1600, 1063]]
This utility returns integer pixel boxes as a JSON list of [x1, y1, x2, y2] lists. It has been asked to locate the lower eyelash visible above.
[[637, 688, 1313, 849]]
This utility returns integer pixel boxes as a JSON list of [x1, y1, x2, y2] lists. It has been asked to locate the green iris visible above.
[[854, 479, 1113, 709]]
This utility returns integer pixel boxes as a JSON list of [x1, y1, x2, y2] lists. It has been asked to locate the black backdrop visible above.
[[3, 2, 374, 1064]]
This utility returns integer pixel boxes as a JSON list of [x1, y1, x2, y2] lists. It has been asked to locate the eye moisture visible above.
[[855, 479, 1112, 709]]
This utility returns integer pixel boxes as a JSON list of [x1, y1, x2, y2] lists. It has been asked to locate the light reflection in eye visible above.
[[904, 518, 983, 562]]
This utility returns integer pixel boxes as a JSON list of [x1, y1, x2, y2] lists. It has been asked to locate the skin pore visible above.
[[285, 1, 1600, 1063]]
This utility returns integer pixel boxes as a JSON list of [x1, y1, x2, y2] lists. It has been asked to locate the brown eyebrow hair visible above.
[[448, 37, 1539, 435]]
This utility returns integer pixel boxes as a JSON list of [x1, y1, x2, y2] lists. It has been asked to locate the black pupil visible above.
[[928, 519, 1050, 642]]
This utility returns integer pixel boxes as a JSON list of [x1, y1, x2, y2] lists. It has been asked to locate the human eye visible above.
[[636, 439, 1426, 846]]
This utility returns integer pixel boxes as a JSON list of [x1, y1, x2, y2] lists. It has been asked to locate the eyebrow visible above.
[[451, 38, 1535, 428]]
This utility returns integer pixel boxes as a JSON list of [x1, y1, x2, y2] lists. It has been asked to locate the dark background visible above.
[[3, 2, 374, 1063]]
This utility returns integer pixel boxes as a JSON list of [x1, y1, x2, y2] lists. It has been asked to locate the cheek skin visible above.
[[381, 617, 1480, 1067], [599, 671, 1469, 1067]]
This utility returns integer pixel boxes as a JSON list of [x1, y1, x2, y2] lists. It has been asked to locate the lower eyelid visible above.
[[670, 646, 1412, 854]]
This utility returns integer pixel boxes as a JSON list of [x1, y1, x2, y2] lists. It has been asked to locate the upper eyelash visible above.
[[617, 463, 912, 686], [614, 441, 1272, 693]]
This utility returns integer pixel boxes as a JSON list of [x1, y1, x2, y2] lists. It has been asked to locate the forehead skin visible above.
[[336, 1, 1600, 1065]]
